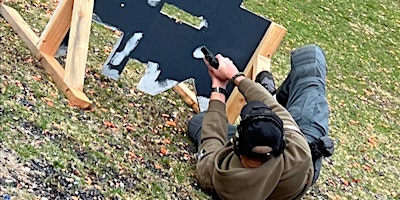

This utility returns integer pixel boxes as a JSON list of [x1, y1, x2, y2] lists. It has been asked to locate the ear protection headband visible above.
[[234, 109, 286, 158]]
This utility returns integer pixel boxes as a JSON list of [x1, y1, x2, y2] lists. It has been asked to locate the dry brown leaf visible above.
[[162, 138, 171, 144], [349, 120, 359, 125], [363, 89, 374, 96], [33, 75, 42, 81], [126, 125, 136, 131], [339, 177, 350, 187], [166, 121, 177, 127], [127, 151, 137, 159], [103, 121, 113, 127], [363, 165, 371, 172], [47, 101, 54, 107], [160, 147, 168, 155], [367, 136, 378, 147], [154, 163, 162, 170]]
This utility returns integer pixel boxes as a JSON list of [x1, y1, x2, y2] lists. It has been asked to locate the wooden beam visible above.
[[257, 22, 287, 59], [173, 83, 200, 113], [0, 4, 40, 57], [252, 55, 271, 79], [226, 22, 286, 123], [1, 3, 92, 109], [40, 53, 92, 108], [37, 0, 74, 56], [64, 0, 94, 91]]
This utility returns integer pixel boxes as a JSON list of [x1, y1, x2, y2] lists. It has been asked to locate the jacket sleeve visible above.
[[195, 100, 228, 190], [237, 78, 300, 130]]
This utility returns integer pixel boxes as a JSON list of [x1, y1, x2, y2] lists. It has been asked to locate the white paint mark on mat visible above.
[[147, 0, 161, 7], [102, 32, 143, 80], [111, 33, 143, 65], [101, 33, 124, 80], [137, 62, 178, 95], [197, 96, 210, 112]]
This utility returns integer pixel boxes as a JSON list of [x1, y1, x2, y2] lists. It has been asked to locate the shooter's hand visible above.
[[204, 54, 240, 82]]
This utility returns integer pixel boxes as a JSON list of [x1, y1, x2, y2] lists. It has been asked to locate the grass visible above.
[[161, 3, 205, 29], [1, 0, 399, 199]]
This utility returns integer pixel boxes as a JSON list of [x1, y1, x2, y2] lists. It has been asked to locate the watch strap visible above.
[[211, 87, 227, 96], [230, 72, 245, 86]]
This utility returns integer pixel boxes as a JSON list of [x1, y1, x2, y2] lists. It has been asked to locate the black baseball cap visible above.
[[238, 101, 285, 158]]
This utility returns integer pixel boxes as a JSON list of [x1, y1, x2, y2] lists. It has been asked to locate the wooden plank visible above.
[[37, 0, 74, 56], [39, 53, 67, 90], [0, 4, 40, 57], [64, 0, 94, 91], [1, 4, 91, 108], [173, 83, 200, 113], [66, 88, 92, 109], [257, 22, 287, 59], [226, 22, 286, 123], [40, 53, 92, 108], [252, 55, 271, 79]]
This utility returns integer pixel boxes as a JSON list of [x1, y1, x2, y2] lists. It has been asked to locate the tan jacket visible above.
[[196, 78, 313, 200]]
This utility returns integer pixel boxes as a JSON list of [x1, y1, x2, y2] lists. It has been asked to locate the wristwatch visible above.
[[230, 72, 245, 86]]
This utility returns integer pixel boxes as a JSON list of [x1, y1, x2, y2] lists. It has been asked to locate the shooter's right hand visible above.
[[205, 54, 240, 82]]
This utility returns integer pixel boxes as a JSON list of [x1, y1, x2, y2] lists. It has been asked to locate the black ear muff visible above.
[[233, 131, 240, 156], [273, 134, 286, 157]]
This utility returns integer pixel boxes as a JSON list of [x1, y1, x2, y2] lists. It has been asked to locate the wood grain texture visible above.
[[64, 0, 94, 91], [37, 0, 74, 56], [226, 22, 286, 123]]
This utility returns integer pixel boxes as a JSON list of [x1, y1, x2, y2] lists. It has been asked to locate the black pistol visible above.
[[201, 46, 219, 69]]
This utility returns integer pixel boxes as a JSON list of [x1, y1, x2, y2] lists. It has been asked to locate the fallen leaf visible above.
[[154, 163, 162, 170], [126, 125, 136, 131], [349, 119, 359, 125], [127, 151, 137, 159], [352, 179, 361, 183], [162, 138, 171, 144], [353, 162, 361, 168], [363, 165, 371, 172], [367, 136, 378, 147], [103, 121, 116, 128], [166, 121, 176, 127], [160, 147, 168, 155], [363, 88, 373, 96], [341, 178, 350, 186], [33, 75, 42, 81], [47, 101, 54, 107]]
